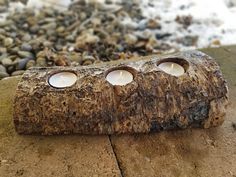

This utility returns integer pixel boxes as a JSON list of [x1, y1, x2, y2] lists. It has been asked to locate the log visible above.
[[13, 50, 228, 135]]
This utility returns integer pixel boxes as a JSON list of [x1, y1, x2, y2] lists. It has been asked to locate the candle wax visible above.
[[158, 62, 185, 76], [106, 70, 133, 86], [49, 72, 77, 88]]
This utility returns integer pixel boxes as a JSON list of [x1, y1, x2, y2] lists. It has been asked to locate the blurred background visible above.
[[0, 0, 236, 79]]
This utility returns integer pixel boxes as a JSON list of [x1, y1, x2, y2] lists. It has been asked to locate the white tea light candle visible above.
[[106, 69, 133, 86], [49, 72, 77, 88], [158, 62, 185, 76]]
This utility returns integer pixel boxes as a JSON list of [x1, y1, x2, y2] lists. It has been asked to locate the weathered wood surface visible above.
[[14, 50, 228, 135], [0, 46, 236, 177], [110, 46, 236, 177]]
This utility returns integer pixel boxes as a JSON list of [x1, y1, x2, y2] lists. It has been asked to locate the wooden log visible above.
[[13, 50, 228, 135]]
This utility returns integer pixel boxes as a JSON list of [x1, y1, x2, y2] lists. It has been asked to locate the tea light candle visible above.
[[158, 62, 185, 76], [106, 69, 133, 86], [48, 72, 77, 88]]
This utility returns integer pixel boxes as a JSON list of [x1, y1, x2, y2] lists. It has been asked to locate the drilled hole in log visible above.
[[157, 58, 189, 76], [48, 71, 77, 89], [105, 66, 137, 86]]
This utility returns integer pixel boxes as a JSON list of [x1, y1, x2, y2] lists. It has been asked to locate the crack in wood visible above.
[[108, 136, 125, 177]]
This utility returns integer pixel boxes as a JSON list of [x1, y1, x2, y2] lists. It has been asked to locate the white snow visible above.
[[139, 0, 236, 49]]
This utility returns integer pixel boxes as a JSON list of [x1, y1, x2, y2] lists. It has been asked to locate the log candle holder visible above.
[[13, 50, 228, 135]]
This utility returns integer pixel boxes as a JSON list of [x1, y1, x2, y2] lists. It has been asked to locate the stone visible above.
[[0, 71, 9, 79], [124, 34, 138, 45], [41, 22, 57, 30], [36, 57, 46, 66], [55, 58, 67, 66], [56, 26, 65, 33], [0, 6, 6, 13], [70, 53, 83, 63], [82, 59, 93, 65], [138, 19, 147, 30], [212, 39, 221, 46], [0, 0, 229, 79], [11, 70, 25, 76], [0, 64, 6, 72], [180, 35, 199, 46], [76, 32, 100, 47], [147, 19, 161, 29], [17, 51, 34, 59], [29, 25, 39, 33], [6, 65, 15, 74], [175, 15, 193, 27], [26, 60, 35, 69], [0, 47, 7, 53], [3, 37, 13, 47], [21, 34, 32, 41], [1, 58, 12, 66], [17, 58, 30, 70], [21, 43, 32, 51]]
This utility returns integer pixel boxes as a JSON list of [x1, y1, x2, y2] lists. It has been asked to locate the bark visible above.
[[13, 50, 229, 135]]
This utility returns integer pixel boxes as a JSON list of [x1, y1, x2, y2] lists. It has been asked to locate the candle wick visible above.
[[119, 71, 123, 77]]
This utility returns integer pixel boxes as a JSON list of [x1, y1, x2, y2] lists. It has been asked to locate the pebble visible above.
[[82, 55, 95, 65], [0, 6, 6, 13], [36, 57, 46, 67], [21, 43, 32, 51], [21, 34, 32, 41], [182, 35, 198, 46], [26, 60, 35, 69], [0, 71, 9, 79], [11, 70, 25, 76], [3, 37, 13, 47], [82, 60, 94, 65], [41, 22, 57, 30], [124, 34, 138, 45], [76, 32, 100, 48], [29, 25, 39, 34], [17, 58, 31, 70], [6, 65, 16, 74], [69, 53, 83, 63], [0, 64, 6, 72], [55, 58, 68, 66], [156, 33, 172, 40], [56, 26, 65, 33], [175, 15, 193, 28], [0, 47, 7, 53], [1, 58, 12, 66], [138, 19, 147, 30], [147, 19, 161, 29], [0, 28, 5, 34], [17, 51, 34, 59], [43, 41, 53, 47], [0, 0, 208, 80], [212, 39, 221, 46]]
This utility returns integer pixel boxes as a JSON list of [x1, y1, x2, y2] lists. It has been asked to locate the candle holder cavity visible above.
[[13, 50, 228, 135]]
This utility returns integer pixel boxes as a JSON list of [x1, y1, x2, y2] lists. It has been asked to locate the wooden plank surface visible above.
[[110, 46, 236, 177]]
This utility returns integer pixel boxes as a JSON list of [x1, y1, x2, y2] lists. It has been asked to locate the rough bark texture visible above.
[[13, 50, 228, 135]]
